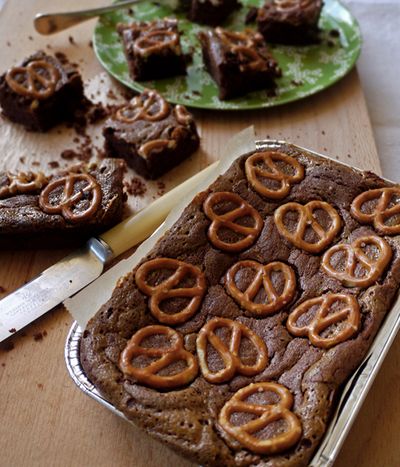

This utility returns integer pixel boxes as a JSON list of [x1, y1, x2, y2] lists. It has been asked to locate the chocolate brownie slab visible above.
[[81, 145, 400, 466], [188, 0, 239, 26]]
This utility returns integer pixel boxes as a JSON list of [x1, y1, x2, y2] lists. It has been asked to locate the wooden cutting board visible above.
[[0, 1, 399, 466]]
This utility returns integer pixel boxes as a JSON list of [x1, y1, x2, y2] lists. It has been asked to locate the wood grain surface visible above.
[[0, 1, 399, 467]]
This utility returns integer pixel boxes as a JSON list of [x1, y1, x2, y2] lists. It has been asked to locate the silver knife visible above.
[[0, 162, 218, 342]]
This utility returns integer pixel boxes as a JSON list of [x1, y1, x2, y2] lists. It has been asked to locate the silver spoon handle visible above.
[[34, 0, 141, 35]]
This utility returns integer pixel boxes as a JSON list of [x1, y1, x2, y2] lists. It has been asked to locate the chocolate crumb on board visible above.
[[48, 161, 60, 169], [68, 35, 76, 46], [89, 40, 93, 48], [32, 161, 40, 167], [124, 177, 147, 197], [321, 130, 326, 135], [37, 383, 44, 390], [6, 41, 11, 47], [33, 332, 44, 341], [156, 181, 165, 196], [1, 363, 5, 367], [61, 149, 79, 160], [8, 328, 16, 334]]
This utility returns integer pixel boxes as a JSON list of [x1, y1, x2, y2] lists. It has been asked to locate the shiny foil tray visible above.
[[65, 140, 400, 467]]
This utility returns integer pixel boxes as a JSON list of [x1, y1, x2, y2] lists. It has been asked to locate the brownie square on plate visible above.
[[0, 51, 84, 132], [188, 0, 239, 26]]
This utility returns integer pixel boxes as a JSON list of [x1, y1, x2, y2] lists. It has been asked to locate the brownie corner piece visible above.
[[118, 18, 188, 81], [0, 50, 84, 131], [199, 27, 281, 100], [257, 0, 324, 45], [103, 89, 200, 179], [188, 0, 239, 26]]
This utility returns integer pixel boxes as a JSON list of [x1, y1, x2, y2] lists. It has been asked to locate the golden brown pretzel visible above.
[[134, 29, 179, 56], [39, 173, 101, 223], [115, 90, 169, 124], [6, 60, 60, 100], [245, 151, 304, 199], [274, 0, 314, 11], [138, 139, 172, 159], [219, 382, 302, 455], [286, 293, 360, 348], [203, 192, 263, 252], [321, 235, 392, 287], [196, 317, 268, 383], [225, 260, 296, 316], [173, 105, 193, 126], [119, 325, 198, 389], [274, 200, 342, 253], [350, 187, 400, 235], [0, 171, 48, 198], [135, 258, 206, 325]]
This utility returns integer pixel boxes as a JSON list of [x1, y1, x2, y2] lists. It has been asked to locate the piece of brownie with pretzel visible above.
[[103, 89, 200, 179], [0, 51, 84, 131], [118, 19, 188, 81], [199, 27, 281, 100], [81, 143, 400, 466], [256, 0, 324, 45], [0, 159, 125, 248]]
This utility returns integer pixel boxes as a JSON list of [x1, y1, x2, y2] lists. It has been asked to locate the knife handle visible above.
[[99, 162, 219, 258]]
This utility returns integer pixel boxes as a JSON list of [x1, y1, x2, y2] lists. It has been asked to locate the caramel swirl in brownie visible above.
[[226, 260, 296, 316], [134, 29, 179, 56], [215, 28, 267, 72], [322, 235, 392, 288], [39, 173, 102, 223], [274, 200, 342, 253], [350, 187, 400, 235], [0, 171, 48, 198], [203, 192, 263, 252], [115, 89, 169, 124], [135, 258, 206, 325], [196, 317, 268, 384], [219, 382, 302, 455], [245, 151, 304, 199], [119, 325, 198, 389], [6, 60, 60, 100], [287, 293, 360, 349]]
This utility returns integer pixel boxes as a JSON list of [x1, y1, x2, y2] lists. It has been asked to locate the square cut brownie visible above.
[[80, 145, 400, 466], [257, 0, 324, 45], [0, 159, 125, 248], [0, 51, 84, 131], [188, 0, 239, 26], [103, 89, 200, 179], [199, 28, 281, 100], [117, 19, 188, 81]]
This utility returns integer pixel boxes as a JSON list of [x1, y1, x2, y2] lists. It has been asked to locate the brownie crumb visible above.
[[87, 103, 108, 124], [54, 51, 68, 65], [347, 154, 351, 158], [48, 161, 60, 169], [1, 363, 5, 367], [37, 383, 44, 390], [33, 332, 44, 341], [61, 149, 79, 160], [89, 40, 93, 48], [321, 130, 326, 135], [157, 181, 166, 196], [68, 35, 76, 46], [6, 41, 11, 47], [8, 328, 16, 334], [28, 35, 33, 41], [32, 161, 40, 166], [19, 156, 25, 164], [106, 89, 118, 101], [124, 177, 147, 196]]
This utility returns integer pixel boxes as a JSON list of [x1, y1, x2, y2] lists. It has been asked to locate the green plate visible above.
[[93, 0, 361, 110]]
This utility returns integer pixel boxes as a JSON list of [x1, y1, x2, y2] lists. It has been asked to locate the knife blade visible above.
[[0, 162, 218, 342]]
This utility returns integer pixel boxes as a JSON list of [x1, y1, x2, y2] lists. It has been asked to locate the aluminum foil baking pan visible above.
[[65, 140, 400, 467]]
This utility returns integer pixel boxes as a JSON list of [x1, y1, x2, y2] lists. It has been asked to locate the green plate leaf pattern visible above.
[[93, 0, 361, 110]]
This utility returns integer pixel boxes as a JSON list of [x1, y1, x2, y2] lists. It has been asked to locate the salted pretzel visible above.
[[322, 235, 392, 288], [138, 139, 172, 159], [119, 325, 198, 389], [135, 258, 206, 325], [196, 317, 268, 383], [115, 90, 169, 124], [174, 105, 193, 126], [286, 293, 360, 349], [39, 173, 101, 223], [6, 60, 60, 100], [203, 192, 263, 252], [350, 187, 400, 235], [274, 0, 314, 11], [0, 171, 48, 198], [225, 260, 296, 316], [245, 151, 304, 199], [134, 29, 179, 56], [219, 382, 302, 455], [274, 200, 342, 253]]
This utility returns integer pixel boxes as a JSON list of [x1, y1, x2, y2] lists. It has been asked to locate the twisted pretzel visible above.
[[174, 105, 193, 126], [274, 0, 314, 12], [138, 139, 172, 159], [135, 258, 206, 325], [5, 60, 60, 100], [322, 235, 392, 288], [203, 192, 263, 252], [196, 317, 268, 384], [286, 293, 360, 349], [274, 201, 342, 253], [119, 325, 198, 389], [219, 382, 302, 455], [245, 151, 304, 199], [0, 171, 48, 198], [134, 29, 179, 56], [226, 260, 296, 316], [115, 90, 169, 124], [39, 173, 101, 223], [350, 187, 400, 235]]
